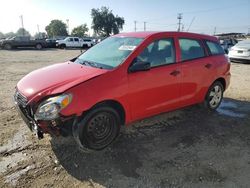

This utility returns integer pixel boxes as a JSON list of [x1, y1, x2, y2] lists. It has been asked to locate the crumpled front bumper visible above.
[[15, 102, 44, 139], [14, 90, 74, 139]]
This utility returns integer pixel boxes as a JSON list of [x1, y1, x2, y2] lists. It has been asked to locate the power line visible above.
[[187, 17, 195, 32]]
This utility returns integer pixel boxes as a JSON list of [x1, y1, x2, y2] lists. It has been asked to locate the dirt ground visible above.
[[0, 49, 250, 188]]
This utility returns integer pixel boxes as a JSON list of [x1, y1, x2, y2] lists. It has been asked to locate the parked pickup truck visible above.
[[0, 36, 47, 50], [56, 37, 93, 49]]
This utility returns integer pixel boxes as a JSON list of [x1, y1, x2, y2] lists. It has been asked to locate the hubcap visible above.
[[209, 85, 222, 108], [86, 112, 114, 144]]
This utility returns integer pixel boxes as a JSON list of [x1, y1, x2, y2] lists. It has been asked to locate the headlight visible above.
[[34, 94, 72, 120]]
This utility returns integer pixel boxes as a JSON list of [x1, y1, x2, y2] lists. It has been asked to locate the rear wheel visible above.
[[73, 106, 121, 150], [59, 44, 66, 49], [204, 81, 224, 110], [82, 44, 88, 49], [35, 43, 42, 50]]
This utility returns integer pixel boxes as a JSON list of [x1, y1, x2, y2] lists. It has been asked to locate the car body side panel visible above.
[[61, 68, 132, 123]]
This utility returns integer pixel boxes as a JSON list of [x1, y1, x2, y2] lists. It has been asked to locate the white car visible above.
[[228, 39, 250, 63], [56, 37, 92, 49]]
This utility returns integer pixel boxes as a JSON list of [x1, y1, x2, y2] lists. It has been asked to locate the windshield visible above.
[[75, 37, 143, 69]]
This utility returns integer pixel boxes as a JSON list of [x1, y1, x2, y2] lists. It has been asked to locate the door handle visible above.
[[170, 70, 180, 76], [205, 63, 212, 69]]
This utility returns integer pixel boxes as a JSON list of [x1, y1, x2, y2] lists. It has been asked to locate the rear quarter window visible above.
[[206, 41, 225, 55]]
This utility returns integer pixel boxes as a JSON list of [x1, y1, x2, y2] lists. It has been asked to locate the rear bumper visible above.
[[230, 58, 250, 63]]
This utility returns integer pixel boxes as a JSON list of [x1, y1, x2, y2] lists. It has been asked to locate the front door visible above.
[[128, 38, 181, 120]]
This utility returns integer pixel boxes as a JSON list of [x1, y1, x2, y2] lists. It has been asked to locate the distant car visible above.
[[45, 39, 57, 48], [0, 36, 46, 50], [82, 38, 95, 46], [14, 31, 230, 151], [228, 39, 250, 63], [220, 38, 238, 54], [56, 37, 92, 49]]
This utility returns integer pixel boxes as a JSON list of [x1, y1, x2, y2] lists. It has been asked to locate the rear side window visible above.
[[74, 38, 79, 42], [206, 41, 225, 55], [179, 38, 205, 61]]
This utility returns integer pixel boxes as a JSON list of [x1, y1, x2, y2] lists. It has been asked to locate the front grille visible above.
[[14, 90, 28, 108]]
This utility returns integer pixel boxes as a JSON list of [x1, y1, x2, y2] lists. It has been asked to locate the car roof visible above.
[[114, 31, 218, 41]]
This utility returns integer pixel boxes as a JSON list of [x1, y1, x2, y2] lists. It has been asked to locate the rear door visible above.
[[177, 38, 214, 106]]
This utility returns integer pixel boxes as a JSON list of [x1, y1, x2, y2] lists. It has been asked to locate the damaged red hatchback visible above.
[[14, 32, 230, 150]]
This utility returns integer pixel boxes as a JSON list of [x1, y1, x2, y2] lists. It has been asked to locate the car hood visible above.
[[17, 61, 108, 102]]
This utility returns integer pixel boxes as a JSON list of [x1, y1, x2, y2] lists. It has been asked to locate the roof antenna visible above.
[[187, 17, 195, 32]]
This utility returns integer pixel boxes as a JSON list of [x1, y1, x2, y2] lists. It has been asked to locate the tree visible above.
[[91, 6, 125, 37], [0, 32, 4, 39], [4, 32, 15, 38], [16, 28, 31, 36], [45, 20, 68, 38], [34, 32, 47, 39], [71, 24, 89, 37]]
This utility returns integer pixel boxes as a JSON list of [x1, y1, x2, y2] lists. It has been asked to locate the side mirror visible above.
[[129, 61, 151, 73]]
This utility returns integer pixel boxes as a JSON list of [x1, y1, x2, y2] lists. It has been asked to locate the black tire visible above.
[[82, 44, 88, 49], [73, 106, 121, 150], [35, 43, 42, 50], [59, 44, 66, 49], [4, 44, 12, 50], [204, 81, 224, 110]]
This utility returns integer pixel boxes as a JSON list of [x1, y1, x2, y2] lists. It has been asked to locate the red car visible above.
[[14, 32, 231, 150]]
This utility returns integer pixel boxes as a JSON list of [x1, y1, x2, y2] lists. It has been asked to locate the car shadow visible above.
[[50, 98, 250, 187]]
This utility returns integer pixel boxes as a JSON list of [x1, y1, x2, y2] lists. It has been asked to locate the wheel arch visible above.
[[213, 77, 226, 90], [81, 99, 126, 126]]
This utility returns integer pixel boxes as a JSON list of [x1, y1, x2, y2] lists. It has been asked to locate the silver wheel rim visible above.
[[209, 85, 222, 108], [36, 44, 42, 49]]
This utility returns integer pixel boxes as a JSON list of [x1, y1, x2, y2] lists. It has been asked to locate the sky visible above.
[[0, 0, 249, 36]]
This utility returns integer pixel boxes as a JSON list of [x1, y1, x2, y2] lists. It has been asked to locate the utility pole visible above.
[[134, 21, 137, 32], [182, 24, 184, 32], [144, 22, 147, 31], [37, 25, 40, 39], [213, 27, 217, 35], [20, 15, 24, 36], [66, 19, 69, 34], [177, 13, 183, 32]]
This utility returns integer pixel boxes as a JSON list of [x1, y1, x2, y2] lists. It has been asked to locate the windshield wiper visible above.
[[83, 60, 103, 69], [76, 59, 103, 69]]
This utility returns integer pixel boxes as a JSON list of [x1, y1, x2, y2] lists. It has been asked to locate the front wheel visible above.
[[4, 44, 12, 50], [204, 81, 224, 110], [73, 106, 121, 150]]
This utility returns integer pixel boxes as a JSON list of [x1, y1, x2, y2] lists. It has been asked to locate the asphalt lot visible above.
[[0, 49, 250, 188]]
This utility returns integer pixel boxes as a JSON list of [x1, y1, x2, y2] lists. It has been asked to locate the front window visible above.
[[75, 37, 143, 69], [135, 38, 175, 67]]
